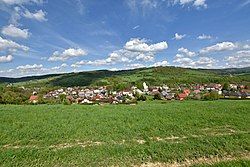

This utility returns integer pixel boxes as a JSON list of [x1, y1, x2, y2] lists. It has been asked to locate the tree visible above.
[[222, 82, 230, 91], [137, 94, 147, 101], [59, 94, 66, 103]]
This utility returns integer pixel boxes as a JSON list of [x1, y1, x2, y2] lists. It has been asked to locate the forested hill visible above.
[[0, 66, 249, 88]]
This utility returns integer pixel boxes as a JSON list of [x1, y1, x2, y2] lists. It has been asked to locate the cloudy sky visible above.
[[0, 0, 250, 77]]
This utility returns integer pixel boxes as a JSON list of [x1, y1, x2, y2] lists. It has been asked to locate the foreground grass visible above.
[[0, 100, 249, 166]]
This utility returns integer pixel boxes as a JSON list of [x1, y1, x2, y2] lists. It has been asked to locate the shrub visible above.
[[63, 99, 71, 105], [153, 93, 162, 100], [203, 91, 219, 101], [137, 95, 147, 101]]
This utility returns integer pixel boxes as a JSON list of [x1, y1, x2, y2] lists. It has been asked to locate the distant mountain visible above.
[[0, 66, 249, 87]]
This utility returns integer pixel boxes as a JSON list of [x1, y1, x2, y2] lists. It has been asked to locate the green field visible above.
[[0, 100, 250, 166]]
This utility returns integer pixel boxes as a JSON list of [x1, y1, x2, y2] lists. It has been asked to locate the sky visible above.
[[0, 0, 250, 77]]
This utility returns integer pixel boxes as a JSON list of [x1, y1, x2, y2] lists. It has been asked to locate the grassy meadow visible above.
[[0, 100, 250, 166]]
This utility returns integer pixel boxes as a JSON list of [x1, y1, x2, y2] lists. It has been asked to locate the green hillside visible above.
[[0, 66, 250, 88]]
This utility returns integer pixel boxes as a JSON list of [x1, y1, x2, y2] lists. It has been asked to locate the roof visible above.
[[29, 95, 38, 101], [178, 93, 187, 98]]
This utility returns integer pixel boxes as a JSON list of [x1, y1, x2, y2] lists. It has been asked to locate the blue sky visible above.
[[0, 0, 250, 77]]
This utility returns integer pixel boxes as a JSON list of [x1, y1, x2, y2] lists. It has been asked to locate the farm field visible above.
[[0, 100, 249, 166]]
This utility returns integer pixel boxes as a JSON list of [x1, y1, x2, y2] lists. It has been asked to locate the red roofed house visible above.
[[29, 95, 38, 104], [183, 89, 191, 95], [178, 93, 187, 101]]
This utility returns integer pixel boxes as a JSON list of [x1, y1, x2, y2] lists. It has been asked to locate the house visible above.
[[193, 90, 201, 94], [241, 92, 250, 99], [29, 95, 38, 103], [183, 89, 191, 95], [178, 93, 187, 101]]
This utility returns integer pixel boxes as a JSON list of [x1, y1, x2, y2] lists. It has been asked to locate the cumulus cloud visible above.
[[23, 9, 47, 21], [0, 0, 43, 5], [173, 33, 186, 40], [0, 36, 29, 52], [0, 63, 50, 77], [110, 38, 167, 63], [72, 38, 168, 68], [174, 56, 194, 66], [48, 48, 87, 61], [51, 63, 68, 70], [125, 38, 168, 52], [224, 50, 250, 68], [194, 57, 216, 68], [0, 55, 13, 63], [178, 47, 196, 57], [126, 63, 145, 69], [174, 56, 216, 68], [1, 24, 30, 39], [174, 0, 207, 8], [16, 64, 43, 72], [197, 34, 212, 40], [243, 44, 250, 49], [151, 60, 169, 67], [200, 42, 237, 54], [174, 45, 216, 68]]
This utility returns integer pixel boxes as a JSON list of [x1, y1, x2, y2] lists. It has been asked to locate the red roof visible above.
[[178, 93, 187, 98], [29, 95, 38, 101], [183, 89, 191, 95]]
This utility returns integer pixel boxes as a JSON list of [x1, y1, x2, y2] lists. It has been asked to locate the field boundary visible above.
[[135, 153, 250, 167]]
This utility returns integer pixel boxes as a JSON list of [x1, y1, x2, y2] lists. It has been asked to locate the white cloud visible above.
[[174, 56, 194, 66], [126, 63, 145, 69], [9, 6, 22, 25], [197, 34, 212, 40], [195, 57, 216, 68], [200, 42, 237, 54], [0, 0, 43, 5], [61, 63, 68, 67], [173, 33, 186, 40], [225, 50, 250, 68], [151, 60, 169, 67], [243, 44, 250, 49], [16, 63, 43, 71], [51, 63, 68, 70], [109, 38, 168, 63], [72, 38, 168, 68], [108, 68, 119, 71], [193, 0, 207, 8], [1, 24, 30, 39], [239, 0, 250, 8], [133, 25, 140, 30], [124, 38, 168, 52], [23, 9, 47, 22], [174, 55, 216, 68], [0, 54, 13, 63], [175, 0, 207, 8], [0, 36, 29, 52], [126, 0, 158, 13], [48, 48, 87, 61], [178, 47, 196, 57]]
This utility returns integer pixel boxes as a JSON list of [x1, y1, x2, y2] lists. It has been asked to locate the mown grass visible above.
[[0, 100, 249, 166]]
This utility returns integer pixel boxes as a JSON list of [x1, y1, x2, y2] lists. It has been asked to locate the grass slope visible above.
[[0, 100, 249, 166], [1, 66, 250, 88]]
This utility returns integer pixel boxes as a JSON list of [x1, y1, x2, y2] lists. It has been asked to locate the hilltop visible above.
[[0, 66, 249, 88]]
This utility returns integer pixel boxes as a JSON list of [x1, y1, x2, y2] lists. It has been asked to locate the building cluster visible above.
[[43, 86, 136, 104], [29, 82, 250, 104]]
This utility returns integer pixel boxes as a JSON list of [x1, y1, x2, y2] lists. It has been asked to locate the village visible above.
[[29, 82, 250, 104]]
